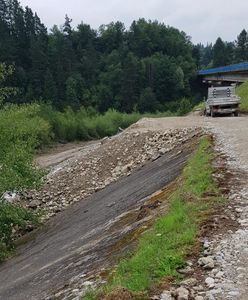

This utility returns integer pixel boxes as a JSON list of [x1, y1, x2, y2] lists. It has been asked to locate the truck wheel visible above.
[[211, 109, 215, 118], [234, 111, 239, 117]]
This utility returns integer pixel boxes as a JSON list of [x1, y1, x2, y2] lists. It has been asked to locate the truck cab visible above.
[[205, 86, 241, 117]]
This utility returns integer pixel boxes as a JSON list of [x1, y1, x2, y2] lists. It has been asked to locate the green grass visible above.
[[85, 137, 217, 298], [0, 104, 47, 261], [84, 290, 98, 300], [192, 101, 205, 112], [236, 81, 248, 112]]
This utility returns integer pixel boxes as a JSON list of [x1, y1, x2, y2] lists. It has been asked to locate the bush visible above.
[[39, 106, 142, 141], [177, 98, 192, 116], [0, 104, 50, 195], [0, 202, 38, 261]]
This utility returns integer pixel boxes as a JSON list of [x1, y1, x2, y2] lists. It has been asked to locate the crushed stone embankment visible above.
[[22, 125, 200, 222]]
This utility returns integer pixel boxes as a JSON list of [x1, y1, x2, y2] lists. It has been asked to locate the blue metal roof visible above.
[[198, 62, 248, 75]]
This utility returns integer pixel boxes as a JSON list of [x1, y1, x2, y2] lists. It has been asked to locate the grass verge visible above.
[[192, 101, 205, 112], [84, 136, 221, 299], [236, 81, 248, 113]]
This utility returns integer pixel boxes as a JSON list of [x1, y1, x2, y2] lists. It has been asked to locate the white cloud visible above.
[[19, 0, 248, 44]]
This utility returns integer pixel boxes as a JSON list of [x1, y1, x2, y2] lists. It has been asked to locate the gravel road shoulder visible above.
[[201, 117, 248, 300]]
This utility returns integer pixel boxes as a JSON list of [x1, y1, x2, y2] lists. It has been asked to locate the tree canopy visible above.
[[1, 0, 248, 112], [0, 0, 197, 112], [196, 29, 248, 69]]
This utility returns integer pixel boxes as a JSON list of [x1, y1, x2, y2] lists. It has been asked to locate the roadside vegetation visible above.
[[192, 101, 205, 112], [0, 104, 45, 262], [84, 137, 222, 299], [0, 203, 39, 262], [39, 104, 176, 143], [236, 81, 248, 112]]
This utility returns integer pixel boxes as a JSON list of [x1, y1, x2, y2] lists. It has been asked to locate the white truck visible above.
[[205, 86, 241, 117]]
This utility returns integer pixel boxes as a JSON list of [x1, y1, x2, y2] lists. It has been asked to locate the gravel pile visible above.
[[18, 127, 199, 222]]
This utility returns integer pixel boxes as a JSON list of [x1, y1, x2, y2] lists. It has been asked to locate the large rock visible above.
[[28, 200, 41, 209], [181, 277, 198, 287], [177, 266, 193, 274], [159, 148, 168, 155], [198, 256, 215, 269], [176, 287, 189, 300], [2, 192, 20, 203], [160, 291, 173, 300], [205, 277, 215, 288]]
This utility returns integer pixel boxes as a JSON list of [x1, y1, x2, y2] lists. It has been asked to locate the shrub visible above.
[[0, 104, 50, 195], [177, 98, 192, 116], [0, 202, 38, 262]]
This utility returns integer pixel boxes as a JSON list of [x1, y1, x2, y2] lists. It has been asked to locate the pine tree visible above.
[[235, 29, 248, 62], [213, 38, 228, 67], [119, 52, 143, 112], [63, 14, 72, 35]]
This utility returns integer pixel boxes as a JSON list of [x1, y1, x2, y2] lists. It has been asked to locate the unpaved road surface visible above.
[[1, 116, 248, 300], [200, 116, 248, 300], [0, 139, 195, 300]]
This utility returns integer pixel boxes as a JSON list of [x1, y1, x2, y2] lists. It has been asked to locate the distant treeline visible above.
[[0, 0, 198, 112], [194, 30, 248, 69]]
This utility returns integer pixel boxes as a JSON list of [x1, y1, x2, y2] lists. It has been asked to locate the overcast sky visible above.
[[19, 0, 248, 44]]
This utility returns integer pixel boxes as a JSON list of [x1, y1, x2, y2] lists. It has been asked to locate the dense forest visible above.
[[1, 0, 248, 113], [0, 0, 198, 112]]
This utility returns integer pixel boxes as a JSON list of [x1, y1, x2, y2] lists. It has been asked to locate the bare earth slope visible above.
[[0, 116, 248, 300], [0, 136, 195, 300]]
